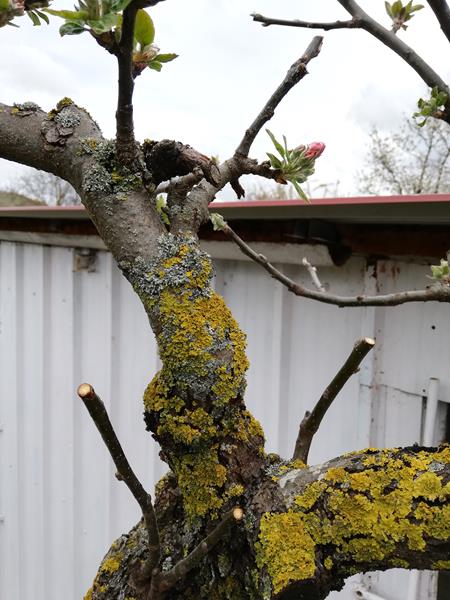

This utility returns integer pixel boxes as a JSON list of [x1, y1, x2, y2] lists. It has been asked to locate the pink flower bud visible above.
[[304, 142, 325, 160]]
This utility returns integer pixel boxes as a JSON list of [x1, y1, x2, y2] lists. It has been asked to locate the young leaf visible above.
[[35, 10, 49, 24], [134, 9, 155, 47], [87, 13, 117, 34], [28, 10, 42, 25], [59, 19, 86, 35], [148, 60, 162, 72], [45, 8, 88, 19], [210, 213, 227, 232], [384, 1, 393, 17], [266, 129, 285, 158], [111, 0, 132, 11], [291, 179, 310, 203], [266, 152, 282, 169], [154, 53, 178, 63]]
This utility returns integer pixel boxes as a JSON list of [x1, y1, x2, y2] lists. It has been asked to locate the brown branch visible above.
[[427, 0, 450, 43], [336, 0, 450, 113], [115, 2, 139, 166], [154, 508, 244, 594], [223, 223, 450, 306], [235, 35, 323, 157], [251, 13, 358, 30], [77, 383, 161, 575], [293, 338, 375, 463]]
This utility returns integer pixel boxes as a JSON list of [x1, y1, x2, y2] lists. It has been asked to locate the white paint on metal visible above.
[[0, 242, 448, 600], [352, 582, 389, 600]]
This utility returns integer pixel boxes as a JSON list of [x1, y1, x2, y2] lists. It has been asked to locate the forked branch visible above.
[[252, 13, 358, 30], [235, 35, 323, 157], [223, 223, 450, 306], [293, 338, 375, 463], [77, 383, 161, 574]]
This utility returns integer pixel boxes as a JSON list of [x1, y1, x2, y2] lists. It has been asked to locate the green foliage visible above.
[[414, 87, 448, 126], [210, 212, 227, 232], [430, 259, 450, 284], [384, 1, 424, 30], [134, 8, 154, 46], [265, 130, 320, 202], [156, 195, 170, 226]]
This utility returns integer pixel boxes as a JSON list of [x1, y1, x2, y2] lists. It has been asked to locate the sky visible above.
[[0, 0, 449, 198]]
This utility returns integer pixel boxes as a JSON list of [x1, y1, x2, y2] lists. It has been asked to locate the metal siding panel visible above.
[[20, 244, 45, 599], [0, 242, 21, 599], [73, 250, 113, 598], [43, 246, 76, 599]]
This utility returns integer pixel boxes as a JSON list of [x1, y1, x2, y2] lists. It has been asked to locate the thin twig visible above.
[[223, 223, 450, 306], [302, 258, 326, 292], [155, 508, 244, 593], [293, 338, 375, 463], [426, 0, 450, 43], [251, 13, 358, 30], [77, 383, 161, 574], [116, 2, 139, 166], [235, 36, 323, 157]]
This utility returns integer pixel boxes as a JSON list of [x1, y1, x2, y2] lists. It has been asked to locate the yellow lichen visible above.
[[257, 447, 450, 595], [100, 554, 121, 574], [256, 511, 316, 593], [433, 560, 450, 569], [324, 556, 333, 570]]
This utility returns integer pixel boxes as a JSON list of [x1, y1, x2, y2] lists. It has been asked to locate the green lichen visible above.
[[256, 446, 450, 595], [433, 560, 450, 569], [136, 234, 264, 519]]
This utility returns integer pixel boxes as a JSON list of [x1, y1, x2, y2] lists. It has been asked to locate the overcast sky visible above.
[[1, 0, 449, 198]]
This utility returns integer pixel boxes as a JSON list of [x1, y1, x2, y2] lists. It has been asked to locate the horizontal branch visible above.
[[251, 13, 357, 30], [224, 223, 450, 306], [77, 383, 161, 574], [235, 35, 323, 157], [293, 337, 375, 463]]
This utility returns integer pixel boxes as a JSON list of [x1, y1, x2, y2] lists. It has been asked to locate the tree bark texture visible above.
[[1, 100, 450, 600]]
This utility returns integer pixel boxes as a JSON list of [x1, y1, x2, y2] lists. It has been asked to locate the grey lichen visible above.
[[54, 109, 81, 129], [13, 101, 40, 113], [83, 163, 113, 194]]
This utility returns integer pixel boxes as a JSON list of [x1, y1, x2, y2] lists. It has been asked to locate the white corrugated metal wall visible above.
[[0, 240, 449, 600]]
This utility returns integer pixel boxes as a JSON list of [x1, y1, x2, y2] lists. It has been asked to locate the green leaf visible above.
[[59, 19, 86, 35], [0, 0, 9, 9], [384, 1, 393, 17], [35, 10, 49, 23], [266, 129, 285, 158], [28, 11, 42, 25], [391, 0, 403, 16], [266, 152, 282, 169], [87, 12, 117, 33], [45, 8, 88, 19], [154, 53, 178, 63], [291, 180, 310, 203], [134, 9, 155, 47], [148, 60, 162, 71], [111, 0, 132, 11], [411, 4, 424, 12], [210, 213, 227, 232]]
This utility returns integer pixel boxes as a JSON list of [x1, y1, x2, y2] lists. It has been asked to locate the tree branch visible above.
[[427, 0, 450, 43], [223, 222, 450, 306], [293, 338, 375, 463], [154, 508, 244, 594], [77, 383, 161, 575], [116, 2, 139, 166], [302, 257, 326, 292], [235, 35, 323, 157], [251, 13, 358, 31], [337, 0, 450, 114]]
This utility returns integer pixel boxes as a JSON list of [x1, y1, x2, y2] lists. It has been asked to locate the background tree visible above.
[[3, 168, 81, 205], [1, 2, 450, 600], [357, 117, 450, 195]]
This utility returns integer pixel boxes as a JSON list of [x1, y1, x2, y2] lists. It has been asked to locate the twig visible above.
[[223, 223, 450, 306], [156, 508, 244, 593], [77, 383, 160, 574], [302, 258, 326, 292], [426, 0, 450, 43], [336, 0, 450, 111], [251, 13, 358, 30], [115, 2, 139, 166], [235, 36, 323, 157], [293, 338, 375, 463]]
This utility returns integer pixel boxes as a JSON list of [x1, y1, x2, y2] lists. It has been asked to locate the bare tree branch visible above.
[[427, 0, 450, 43], [293, 338, 375, 463], [115, 2, 139, 166], [302, 257, 326, 292], [223, 223, 450, 306], [251, 13, 357, 30], [235, 36, 323, 157], [77, 383, 161, 575], [153, 508, 244, 595]]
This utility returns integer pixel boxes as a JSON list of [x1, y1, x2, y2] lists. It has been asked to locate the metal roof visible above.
[[0, 194, 449, 224]]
